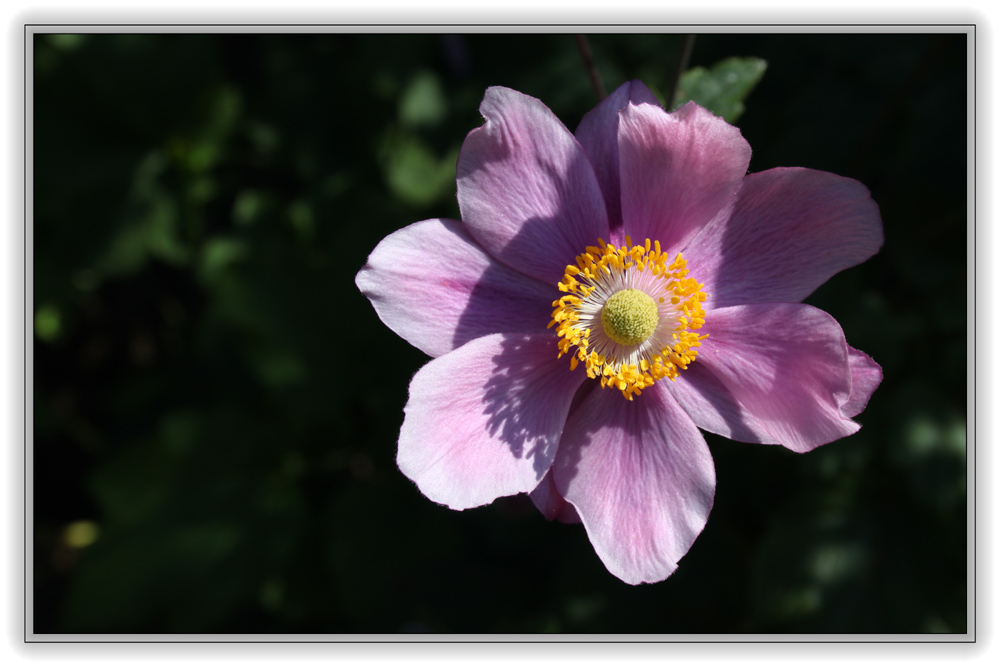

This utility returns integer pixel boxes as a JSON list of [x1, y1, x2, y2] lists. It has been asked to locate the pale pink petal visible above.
[[618, 101, 750, 254], [398, 332, 585, 510], [671, 303, 862, 453], [663, 360, 767, 446], [841, 346, 882, 418], [456, 87, 610, 285], [529, 471, 582, 524], [574, 80, 660, 236], [683, 168, 884, 308], [356, 218, 554, 358], [552, 383, 715, 585]]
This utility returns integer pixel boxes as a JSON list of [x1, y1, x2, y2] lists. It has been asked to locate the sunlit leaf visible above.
[[674, 56, 767, 123]]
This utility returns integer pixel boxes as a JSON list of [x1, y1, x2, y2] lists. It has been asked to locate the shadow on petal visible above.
[[479, 333, 585, 480], [397, 332, 583, 510], [449, 240, 554, 352], [666, 360, 761, 444]]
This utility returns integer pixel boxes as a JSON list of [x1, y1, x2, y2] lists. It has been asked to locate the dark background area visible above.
[[32, 32, 968, 634]]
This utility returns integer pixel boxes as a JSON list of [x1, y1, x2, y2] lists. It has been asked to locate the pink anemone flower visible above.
[[356, 81, 883, 585]]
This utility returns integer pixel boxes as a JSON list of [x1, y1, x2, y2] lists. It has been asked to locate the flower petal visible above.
[[683, 167, 884, 308], [528, 470, 582, 524], [552, 383, 715, 585], [841, 346, 882, 418], [663, 360, 764, 446], [671, 303, 863, 453], [356, 218, 555, 358], [456, 86, 610, 285], [618, 101, 750, 254], [398, 332, 585, 510], [574, 80, 660, 236]]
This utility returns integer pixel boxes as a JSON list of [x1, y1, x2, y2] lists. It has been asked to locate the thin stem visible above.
[[665, 35, 696, 111], [575, 34, 606, 101]]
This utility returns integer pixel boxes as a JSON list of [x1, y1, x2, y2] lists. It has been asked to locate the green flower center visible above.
[[600, 288, 659, 346]]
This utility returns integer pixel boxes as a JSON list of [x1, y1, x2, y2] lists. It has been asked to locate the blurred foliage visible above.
[[33, 33, 968, 634], [674, 56, 768, 122]]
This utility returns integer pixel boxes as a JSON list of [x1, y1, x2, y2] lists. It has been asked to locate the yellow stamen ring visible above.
[[548, 236, 709, 401]]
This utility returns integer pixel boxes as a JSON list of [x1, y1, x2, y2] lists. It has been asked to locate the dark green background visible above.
[[33, 32, 968, 634]]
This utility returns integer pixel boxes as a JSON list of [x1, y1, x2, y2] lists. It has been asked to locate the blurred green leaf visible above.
[[286, 200, 315, 239], [399, 70, 447, 128], [247, 344, 307, 388], [35, 304, 62, 342], [749, 504, 939, 633], [232, 190, 271, 227], [381, 132, 459, 207], [199, 237, 250, 284], [87, 151, 189, 279], [64, 520, 100, 549], [675, 56, 767, 122], [888, 382, 967, 513], [65, 408, 305, 631], [50, 34, 87, 52]]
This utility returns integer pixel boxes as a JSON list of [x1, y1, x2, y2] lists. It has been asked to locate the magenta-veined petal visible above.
[[398, 332, 585, 511], [841, 346, 882, 418], [456, 86, 610, 285], [529, 470, 582, 524], [683, 167, 884, 308], [552, 382, 715, 585], [618, 101, 750, 255], [672, 303, 862, 453], [575, 80, 660, 236], [356, 218, 554, 358]]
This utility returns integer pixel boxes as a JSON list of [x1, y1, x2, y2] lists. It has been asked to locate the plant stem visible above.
[[575, 34, 606, 101], [665, 35, 696, 110]]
